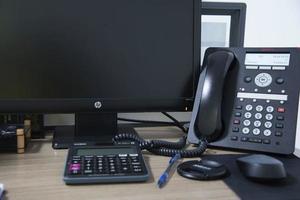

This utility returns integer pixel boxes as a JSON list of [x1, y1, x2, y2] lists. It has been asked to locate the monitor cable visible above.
[[161, 112, 188, 133], [117, 112, 188, 133], [113, 133, 207, 158]]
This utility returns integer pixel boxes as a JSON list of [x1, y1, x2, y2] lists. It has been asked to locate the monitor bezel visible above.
[[0, 0, 201, 113]]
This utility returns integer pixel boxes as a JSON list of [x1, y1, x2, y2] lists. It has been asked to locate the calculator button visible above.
[[132, 165, 142, 169], [133, 168, 142, 173], [277, 107, 285, 113], [72, 156, 81, 160], [98, 159, 107, 164], [85, 161, 92, 165], [256, 105, 263, 112], [69, 163, 81, 170], [129, 154, 139, 157], [97, 164, 105, 169], [122, 167, 129, 171], [130, 155, 138, 158], [84, 163, 93, 166], [130, 156, 139, 160], [120, 162, 128, 166], [84, 170, 93, 174], [84, 155, 94, 159], [253, 120, 261, 127], [70, 170, 81, 175], [121, 165, 129, 170], [109, 163, 115, 167]]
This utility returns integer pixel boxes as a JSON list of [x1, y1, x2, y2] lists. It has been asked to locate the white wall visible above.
[[208, 0, 300, 47]]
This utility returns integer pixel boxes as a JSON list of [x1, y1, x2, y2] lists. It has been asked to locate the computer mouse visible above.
[[236, 154, 287, 182], [177, 159, 229, 180]]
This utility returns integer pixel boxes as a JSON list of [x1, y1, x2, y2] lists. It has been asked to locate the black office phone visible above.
[[63, 144, 149, 184], [188, 48, 300, 154]]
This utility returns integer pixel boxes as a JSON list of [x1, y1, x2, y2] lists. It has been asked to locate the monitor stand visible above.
[[52, 112, 137, 149]]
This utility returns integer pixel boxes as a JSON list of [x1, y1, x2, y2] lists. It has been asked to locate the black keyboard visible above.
[[63, 145, 149, 184]]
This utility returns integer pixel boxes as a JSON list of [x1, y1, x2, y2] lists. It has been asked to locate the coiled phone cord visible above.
[[113, 133, 208, 158]]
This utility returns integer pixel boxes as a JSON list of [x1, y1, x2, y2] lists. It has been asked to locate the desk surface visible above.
[[0, 127, 239, 200]]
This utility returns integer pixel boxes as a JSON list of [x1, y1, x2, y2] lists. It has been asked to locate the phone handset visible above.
[[114, 50, 235, 157], [188, 50, 235, 143]]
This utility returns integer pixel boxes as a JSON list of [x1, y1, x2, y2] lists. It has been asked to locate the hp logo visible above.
[[94, 101, 102, 109]]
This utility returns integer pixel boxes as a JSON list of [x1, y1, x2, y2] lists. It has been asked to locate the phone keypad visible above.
[[231, 102, 286, 145]]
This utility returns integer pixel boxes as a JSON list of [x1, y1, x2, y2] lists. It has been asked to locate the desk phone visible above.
[[188, 48, 300, 154], [63, 145, 149, 184]]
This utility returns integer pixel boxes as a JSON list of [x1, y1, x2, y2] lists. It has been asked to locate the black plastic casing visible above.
[[0, 0, 201, 114], [236, 154, 287, 181], [63, 145, 149, 184]]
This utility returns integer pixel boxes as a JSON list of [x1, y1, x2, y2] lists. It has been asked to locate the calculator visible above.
[[63, 145, 149, 184]]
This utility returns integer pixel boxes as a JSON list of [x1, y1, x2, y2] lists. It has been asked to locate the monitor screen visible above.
[[0, 0, 201, 112]]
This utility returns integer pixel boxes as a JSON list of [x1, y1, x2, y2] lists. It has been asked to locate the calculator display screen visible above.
[[76, 148, 136, 156]]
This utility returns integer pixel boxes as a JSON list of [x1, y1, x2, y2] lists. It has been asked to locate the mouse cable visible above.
[[113, 133, 207, 158]]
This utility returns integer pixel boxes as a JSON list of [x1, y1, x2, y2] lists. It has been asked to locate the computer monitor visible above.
[[0, 0, 201, 147]]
